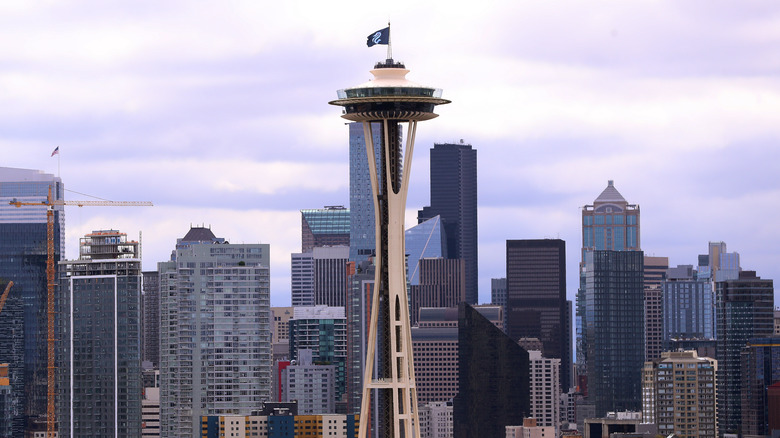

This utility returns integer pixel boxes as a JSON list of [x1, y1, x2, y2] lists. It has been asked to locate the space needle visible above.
[[330, 27, 450, 438]]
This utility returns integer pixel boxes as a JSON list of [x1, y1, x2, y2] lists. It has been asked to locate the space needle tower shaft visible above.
[[330, 57, 449, 438]]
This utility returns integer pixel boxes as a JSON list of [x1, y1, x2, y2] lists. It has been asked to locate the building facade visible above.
[[301, 206, 350, 253], [57, 230, 142, 437], [454, 303, 529, 438], [409, 258, 465, 325], [159, 227, 272, 437], [527, 351, 561, 433], [507, 239, 571, 391], [312, 246, 349, 307], [642, 350, 717, 438], [405, 215, 446, 286], [643, 256, 668, 361], [142, 270, 160, 367], [288, 306, 347, 407], [715, 271, 774, 436], [740, 337, 780, 436], [580, 180, 640, 259], [0, 167, 65, 435], [581, 250, 644, 416], [662, 265, 714, 341], [291, 252, 315, 307], [348, 122, 382, 264], [418, 143, 478, 304], [282, 349, 337, 415]]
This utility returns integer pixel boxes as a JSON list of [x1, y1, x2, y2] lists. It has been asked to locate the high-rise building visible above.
[[418, 401, 453, 438], [453, 302, 530, 438], [527, 351, 560, 433], [506, 239, 571, 391], [301, 206, 350, 253], [405, 215, 446, 286], [411, 306, 503, 408], [288, 306, 347, 407], [0, 167, 64, 435], [418, 143, 478, 304], [490, 277, 507, 309], [0, 363, 12, 438], [715, 271, 774, 436], [142, 270, 160, 367], [581, 250, 644, 416], [159, 227, 271, 437], [58, 230, 142, 437], [741, 337, 780, 436], [662, 265, 714, 341], [142, 369, 161, 438], [644, 256, 668, 361], [348, 122, 382, 265], [313, 246, 349, 307], [291, 252, 314, 307], [577, 181, 640, 399], [282, 349, 337, 415], [642, 350, 717, 438], [700, 241, 740, 282], [409, 258, 465, 325], [346, 260, 373, 416], [580, 180, 640, 260]]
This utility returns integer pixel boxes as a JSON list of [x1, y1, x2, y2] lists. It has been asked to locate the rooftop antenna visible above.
[[387, 21, 392, 61]]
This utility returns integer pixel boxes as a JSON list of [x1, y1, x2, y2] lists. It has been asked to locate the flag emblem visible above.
[[51, 146, 59, 157], [367, 27, 390, 47]]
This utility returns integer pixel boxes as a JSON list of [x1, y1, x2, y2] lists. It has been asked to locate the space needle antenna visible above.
[[386, 21, 392, 60]]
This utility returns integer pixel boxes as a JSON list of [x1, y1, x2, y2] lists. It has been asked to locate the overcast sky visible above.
[[4, 1, 779, 306]]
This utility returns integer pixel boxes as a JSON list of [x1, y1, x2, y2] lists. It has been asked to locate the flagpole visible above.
[[387, 21, 392, 60]]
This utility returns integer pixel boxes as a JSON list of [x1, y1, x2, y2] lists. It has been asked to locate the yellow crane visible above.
[[0, 281, 13, 315], [10, 186, 152, 437]]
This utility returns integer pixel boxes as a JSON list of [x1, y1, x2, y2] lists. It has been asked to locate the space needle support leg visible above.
[[358, 121, 382, 438]]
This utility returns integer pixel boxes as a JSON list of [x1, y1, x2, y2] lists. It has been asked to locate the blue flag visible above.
[[367, 27, 389, 47]]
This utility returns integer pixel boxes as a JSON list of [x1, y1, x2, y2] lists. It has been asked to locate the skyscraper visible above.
[[418, 143, 478, 304], [506, 239, 571, 391], [582, 250, 645, 416], [409, 258, 465, 325], [159, 227, 271, 437], [312, 245, 349, 307], [741, 337, 780, 436], [527, 350, 561, 433], [0, 167, 64, 435], [662, 265, 714, 341], [405, 215, 446, 286], [345, 260, 374, 416], [348, 122, 382, 264], [301, 206, 350, 253], [291, 252, 314, 307], [453, 302, 530, 438], [58, 230, 142, 437], [644, 256, 668, 361], [142, 270, 160, 367], [288, 306, 347, 408], [715, 271, 774, 436], [577, 180, 640, 398]]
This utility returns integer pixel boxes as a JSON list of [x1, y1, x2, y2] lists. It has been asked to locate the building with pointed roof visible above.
[[581, 180, 640, 261]]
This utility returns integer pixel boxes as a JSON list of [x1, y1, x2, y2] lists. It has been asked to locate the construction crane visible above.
[[0, 281, 13, 315], [10, 186, 152, 437]]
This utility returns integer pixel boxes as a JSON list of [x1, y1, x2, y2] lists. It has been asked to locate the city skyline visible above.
[[4, 2, 780, 307]]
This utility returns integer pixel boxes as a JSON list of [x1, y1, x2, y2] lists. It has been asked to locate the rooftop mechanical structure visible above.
[[330, 57, 449, 438]]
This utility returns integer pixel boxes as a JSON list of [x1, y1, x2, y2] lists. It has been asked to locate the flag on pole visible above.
[[51, 146, 59, 157], [367, 27, 389, 47]]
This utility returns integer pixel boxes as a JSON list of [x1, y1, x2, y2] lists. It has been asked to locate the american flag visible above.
[[51, 146, 59, 157]]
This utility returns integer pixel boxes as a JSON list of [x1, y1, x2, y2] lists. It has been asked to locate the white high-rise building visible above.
[[159, 227, 271, 437], [528, 350, 560, 434]]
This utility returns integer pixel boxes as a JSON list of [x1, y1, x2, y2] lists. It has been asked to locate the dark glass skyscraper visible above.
[[418, 142, 478, 304], [348, 122, 383, 264], [58, 230, 142, 437], [506, 239, 571, 391], [453, 302, 529, 438], [715, 271, 774, 436], [0, 167, 64, 435], [582, 250, 644, 416], [741, 337, 780, 436]]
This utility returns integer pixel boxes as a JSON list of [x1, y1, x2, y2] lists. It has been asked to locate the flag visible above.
[[367, 27, 389, 47], [51, 146, 59, 157]]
